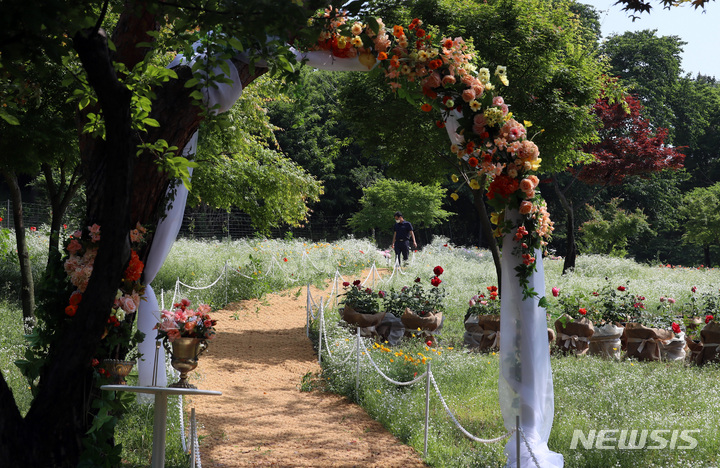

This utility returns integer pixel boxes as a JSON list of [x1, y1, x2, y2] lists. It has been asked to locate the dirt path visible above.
[[185, 277, 428, 467]]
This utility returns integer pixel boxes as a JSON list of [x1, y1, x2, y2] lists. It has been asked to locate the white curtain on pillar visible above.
[[136, 48, 244, 389], [499, 210, 563, 467]]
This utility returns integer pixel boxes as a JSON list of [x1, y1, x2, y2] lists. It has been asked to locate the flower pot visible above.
[[624, 323, 673, 361], [164, 337, 208, 388], [660, 333, 687, 361], [463, 314, 499, 351], [340, 305, 386, 328], [554, 314, 594, 355], [401, 308, 443, 332], [696, 321, 720, 366], [588, 323, 624, 360], [101, 359, 135, 385]]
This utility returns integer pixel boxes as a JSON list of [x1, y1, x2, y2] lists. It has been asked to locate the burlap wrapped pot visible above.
[[696, 321, 720, 366], [401, 308, 443, 332], [463, 314, 500, 351], [660, 333, 687, 361], [624, 323, 673, 361], [554, 314, 594, 355], [340, 305, 385, 329], [588, 323, 624, 360]]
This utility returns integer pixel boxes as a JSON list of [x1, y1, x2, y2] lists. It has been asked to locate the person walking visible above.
[[391, 211, 417, 266]]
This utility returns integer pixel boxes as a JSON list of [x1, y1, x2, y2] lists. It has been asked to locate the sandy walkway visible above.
[[184, 278, 427, 467]]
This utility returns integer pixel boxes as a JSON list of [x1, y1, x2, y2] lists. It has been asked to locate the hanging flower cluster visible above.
[[302, 11, 554, 299], [63, 223, 147, 321]]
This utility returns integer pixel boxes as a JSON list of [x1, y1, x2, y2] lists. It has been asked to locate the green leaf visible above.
[[228, 37, 244, 52], [0, 110, 20, 125], [142, 118, 160, 127], [184, 78, 200, 88]]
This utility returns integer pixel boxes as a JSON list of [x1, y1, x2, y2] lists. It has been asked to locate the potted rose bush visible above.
[[463, 285, 500, 351], [552, 289, 594, 355], [339, 280, 386, 328], [398, 266, 446, 335]]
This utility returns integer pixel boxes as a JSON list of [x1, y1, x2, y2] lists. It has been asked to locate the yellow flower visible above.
[[468, 178, 480, 190], [469, 100, 482, 112], [451, 174, 459, 183], [450, 192, 459, 201], [524, 120, 533, 128], [490, 212, 500, 225]]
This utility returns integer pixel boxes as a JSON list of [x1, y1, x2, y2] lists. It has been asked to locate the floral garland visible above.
[[304, 9, 554, 300], [63, 223, 148, 360]]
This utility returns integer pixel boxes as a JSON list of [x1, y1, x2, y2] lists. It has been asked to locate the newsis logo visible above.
[[570, 429, 700, 450]]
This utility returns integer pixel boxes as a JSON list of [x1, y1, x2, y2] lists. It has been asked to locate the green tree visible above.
[[0, 1, 333, 464], [602, 30, 684, 134], [579, 198, 654, 257], [347, 178, 451, 234], [679, 183, 720, 266]]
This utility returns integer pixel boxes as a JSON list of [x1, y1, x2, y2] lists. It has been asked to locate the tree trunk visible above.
[[704, 244, 711, 267], [1, 170, 35, 326], [553, 175, 576, 274], [42, 162, 85, 272], [0, 6, 270, 465], [471, 185, 502, 293], [0, 25, 136, 467]]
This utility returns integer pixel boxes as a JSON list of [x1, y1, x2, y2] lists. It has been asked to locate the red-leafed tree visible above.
[[553, 92, 685, 273]]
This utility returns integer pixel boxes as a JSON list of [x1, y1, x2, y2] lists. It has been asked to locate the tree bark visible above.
[[42, 162, 85, 271], [1, 170, 35, 326], [471, 185, 502, 293], [553, 174, 576, 274], [704, 244, 711, 267]]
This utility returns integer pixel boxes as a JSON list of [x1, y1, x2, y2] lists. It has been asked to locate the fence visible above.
[[0, 199, 485, 246], [166, 252, 541, 467]]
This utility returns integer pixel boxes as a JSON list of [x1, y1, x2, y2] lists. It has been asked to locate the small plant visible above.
[[465, 285, 500, 319], [340, 280, 384, 314], [382, 266, 446, 317]]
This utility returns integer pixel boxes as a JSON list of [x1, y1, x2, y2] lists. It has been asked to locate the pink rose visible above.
[[552, 287, 559, 297], [441, 75, 456, 86], [67, 239, 83, 254], [520, 178, 534, 192], [166, 329, 181, 342], [462, 88, 476, 102], [519, 201, 533, 215], [120, 296, 137, 313], [493, 96, 504, 106]]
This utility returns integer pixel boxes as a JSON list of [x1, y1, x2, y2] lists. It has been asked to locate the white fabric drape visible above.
[[293, 49, 375, 72], [499, 210, 563, 468], [136, 133, 197, 388], [136, 48, 244, 389]]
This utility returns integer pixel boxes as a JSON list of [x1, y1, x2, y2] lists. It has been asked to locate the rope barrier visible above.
[[429, 371, 516, 444], [362, 343, 429, 386]]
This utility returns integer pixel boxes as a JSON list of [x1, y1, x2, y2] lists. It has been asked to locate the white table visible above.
[[101, 385, 222, 468]]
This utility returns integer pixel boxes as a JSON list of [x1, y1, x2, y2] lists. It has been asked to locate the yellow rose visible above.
[[450, 192, 459, 201], [451, 174, 459, 183]]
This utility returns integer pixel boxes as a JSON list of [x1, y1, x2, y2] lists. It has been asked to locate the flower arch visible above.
[[135, 9, 562, 467], [292, 9, 562, 467], [299, 9, 554, 299]]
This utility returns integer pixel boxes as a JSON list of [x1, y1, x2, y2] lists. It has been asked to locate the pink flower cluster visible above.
[[156, 299, 217, 342]]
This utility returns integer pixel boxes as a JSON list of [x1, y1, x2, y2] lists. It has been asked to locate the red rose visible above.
[[617, 286, 626, 292], [468, 157, 479, 167], [343, 282, 350, 287], [91, 358, 99, 367], [672, 322, 682, 334], [378, 290, 386, 298], [578, 308, 587, 315], [65, 305, 77, 317], [430, 276, 442, 287], [551, 287, 559, 297], [433, 266, 444, 276], [353, 280, 361, 286], [692, 286, 698, 293], [365, 288, 372, 294], [283, 257, 288, 262], [415, 277, 422, 283], [706, 315, 714, 324], [426, 340, 433, 346]]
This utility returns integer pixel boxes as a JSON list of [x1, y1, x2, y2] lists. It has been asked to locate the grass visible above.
[[3, 232, 720, 466]]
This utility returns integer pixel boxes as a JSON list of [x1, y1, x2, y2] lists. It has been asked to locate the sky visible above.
[[582, 0, 720, 79]]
